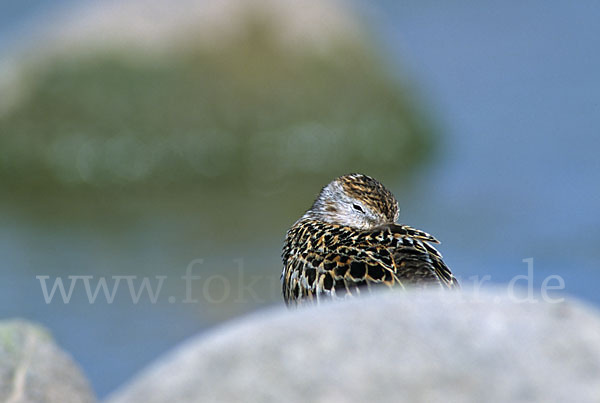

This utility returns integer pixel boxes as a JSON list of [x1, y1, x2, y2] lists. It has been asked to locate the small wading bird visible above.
[[281, 173, 459, 306]]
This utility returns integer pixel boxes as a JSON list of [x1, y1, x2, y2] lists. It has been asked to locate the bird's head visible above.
[[303, 173, 399, 230]]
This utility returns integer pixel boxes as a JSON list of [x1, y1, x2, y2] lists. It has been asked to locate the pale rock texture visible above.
[[105, 290, 600, 403], [0, 319, 96, 403]]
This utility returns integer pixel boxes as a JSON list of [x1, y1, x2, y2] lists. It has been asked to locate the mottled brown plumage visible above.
[[281, 173, 458, 306]]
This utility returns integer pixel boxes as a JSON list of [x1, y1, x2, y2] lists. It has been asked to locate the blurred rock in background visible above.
[[0, 0, 434, 218]]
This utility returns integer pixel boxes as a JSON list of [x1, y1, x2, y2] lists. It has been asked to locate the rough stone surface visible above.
[[0, 319, 96, 403], [105, 290, 600, 403]]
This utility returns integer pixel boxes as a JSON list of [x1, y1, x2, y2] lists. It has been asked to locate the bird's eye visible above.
[[352, 204, 365, 213]]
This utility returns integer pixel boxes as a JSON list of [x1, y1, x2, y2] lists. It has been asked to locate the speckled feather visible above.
[[281, 174, 459, 306]]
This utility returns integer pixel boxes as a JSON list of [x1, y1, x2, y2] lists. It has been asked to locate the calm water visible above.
[[365, 0, 600, 299], [2, 0, 600, 397]]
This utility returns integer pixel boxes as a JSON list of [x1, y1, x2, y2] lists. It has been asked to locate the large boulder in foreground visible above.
[[105, 290, 600, 403], [0, 319, 96, 403]]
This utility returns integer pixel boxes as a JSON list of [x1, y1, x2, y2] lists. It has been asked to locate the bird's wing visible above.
[[282, 221, 458, 305], [377, 224, 459, 289]]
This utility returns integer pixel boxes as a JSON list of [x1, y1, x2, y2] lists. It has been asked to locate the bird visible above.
[[281, 173, 459, 306]]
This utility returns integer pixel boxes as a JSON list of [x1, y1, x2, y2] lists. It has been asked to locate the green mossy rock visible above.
[[0, 1, 435, 202]]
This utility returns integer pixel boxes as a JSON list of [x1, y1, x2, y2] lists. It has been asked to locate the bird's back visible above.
[[282, 219, 459, 306]]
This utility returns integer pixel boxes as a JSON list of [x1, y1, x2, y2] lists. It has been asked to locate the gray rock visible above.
[[105, 290, 600, 403], [0, 319, 96, 403]]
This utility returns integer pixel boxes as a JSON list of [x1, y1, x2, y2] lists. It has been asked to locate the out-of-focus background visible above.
[[0, 0, 598, 397]]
